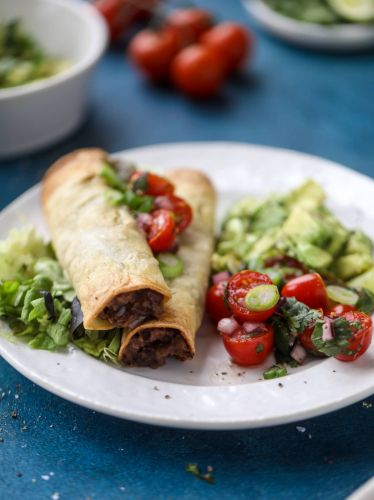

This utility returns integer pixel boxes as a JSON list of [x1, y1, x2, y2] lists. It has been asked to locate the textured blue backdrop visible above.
[[1, 0, 374, 498]]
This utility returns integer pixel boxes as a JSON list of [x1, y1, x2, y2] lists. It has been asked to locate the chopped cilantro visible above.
[[263, 365, 287, 380], [355, 288, 374, 315], [186, 464, 215, 484]]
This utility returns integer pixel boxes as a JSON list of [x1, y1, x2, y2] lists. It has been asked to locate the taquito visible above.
[[41, 148, 171, 330], [119, 169, 216, 368]]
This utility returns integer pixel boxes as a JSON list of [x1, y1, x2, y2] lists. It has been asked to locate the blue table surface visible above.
[[1, 1, 374, 498]]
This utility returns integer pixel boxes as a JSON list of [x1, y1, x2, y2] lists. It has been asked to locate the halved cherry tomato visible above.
[[128, 28, 180, 81], [221, 322, 274, 366], [335, 310, 372, 362], [207, 282, 229, 323], [281, 273, 328, 311], [298, 308, 324, 355], [326, 304, 356, 318], [226, 270, 277, 322], [171, 44, 225, 98], [138, 209, 176, 253], [200, 22, 252, 73], [166, 8, 213, 46], [130, 172, 174, 196], [154, 195, 192, 233]]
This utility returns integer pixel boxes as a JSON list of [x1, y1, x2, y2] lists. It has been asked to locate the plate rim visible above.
[[1, 141, 374, 430]]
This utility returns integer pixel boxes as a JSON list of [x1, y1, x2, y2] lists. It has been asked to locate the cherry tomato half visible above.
[[128, 28, 180, 81], [171, 44, 225, 98], [226, 270, 277, 322], [281, 273, 328, 311], [335, 310, 373, 362], [154, 195, 192, 233], [166, 8, 213, 46], [137, 209, 176, 253], [326, 304, 356, 318], [221, 322, 274, 366], [298, 308, 324, 355], [130, 172, 175, 196], [207, 282, 229, 323], [200, 22, 252, 73]]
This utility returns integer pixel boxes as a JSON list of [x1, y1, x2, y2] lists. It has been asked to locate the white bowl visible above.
[[243, 0, 374, 51], [0, 0, 108, 158]]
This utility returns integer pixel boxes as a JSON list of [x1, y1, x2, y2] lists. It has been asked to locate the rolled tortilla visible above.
[[119, 169, 216, 368], [41, 148, 171, 330]]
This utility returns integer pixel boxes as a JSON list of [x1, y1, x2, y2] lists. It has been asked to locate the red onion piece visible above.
[[290, 343, 307, 364], [322, 317, 334, 341], [243, 322, 264, 334], [212, 271, 231, 285], [217, 317, 239, 335]]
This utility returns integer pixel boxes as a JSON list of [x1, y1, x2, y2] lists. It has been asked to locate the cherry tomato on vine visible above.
[[128, 28, 180, 81], [171, 44, 225, 98], [166, 8, 213, 46], [281, 273, 328, 311], [200, 22, 252, 73]]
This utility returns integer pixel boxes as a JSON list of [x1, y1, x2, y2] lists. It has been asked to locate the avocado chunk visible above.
[[294, 242, 332, 269], [346, 230, 373, 256], [282, 206, 326, 245], [333, 253, 373, 281], [284, 179, 325, 211], [349, 267, 374, 294]]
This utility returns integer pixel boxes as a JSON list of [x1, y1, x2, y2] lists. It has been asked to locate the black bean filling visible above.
[[100, 290, 163, 329], [122, 328, 192, 368]]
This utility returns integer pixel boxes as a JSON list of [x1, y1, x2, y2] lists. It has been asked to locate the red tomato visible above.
[[221, 323, 274, 366], [171, 44, 225, 98], [167, 8, 213, 46], [207, 282, 229, 323], [94, 0, 157, 41], [200, 22, 252, 73], [335, 311, 373, 362], [281, 273, 328, 311], [226, 270, 277, 322], [130, 172, 174, 196], [298, 309, 324, 355], [138, 209, 176, 253], [326, 304, 356, 318], [154, 195, 192, 233], [128, 28, 180, 81]]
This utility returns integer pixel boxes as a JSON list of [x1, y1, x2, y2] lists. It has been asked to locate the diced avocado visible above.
[[250, 200, 288, 233], [324, 224, 350, 257], [346, 231, 373, 256], [245, 229, 280, 260], [222, 217, 248, 238], [294, 242, 332, 269], [348, 267, 374, 295], [282, 206, 326, 245], [284, 180, 325, 211], [333, 253, 373, 281], [226, 197, 260, 219], [211, 253, 243, 274]]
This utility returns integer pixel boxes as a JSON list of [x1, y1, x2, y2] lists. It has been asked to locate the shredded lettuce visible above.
[[0, 226, 121, 363]]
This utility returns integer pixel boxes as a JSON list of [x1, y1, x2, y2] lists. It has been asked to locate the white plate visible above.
[[349, 477, 374, 500], [1, 142, 374, 430], [243, 0, 374, 51]]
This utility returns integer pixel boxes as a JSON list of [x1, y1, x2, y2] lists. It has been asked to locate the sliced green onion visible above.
[[100, 163, 125, 191], [245, 284, 279, 312], [263, 365, 287, 380], [157, 253, 184, 279], [326, 285, 359, 306]]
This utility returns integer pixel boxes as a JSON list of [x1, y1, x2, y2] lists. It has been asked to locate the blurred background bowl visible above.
[[0, 0, 108, 159]]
